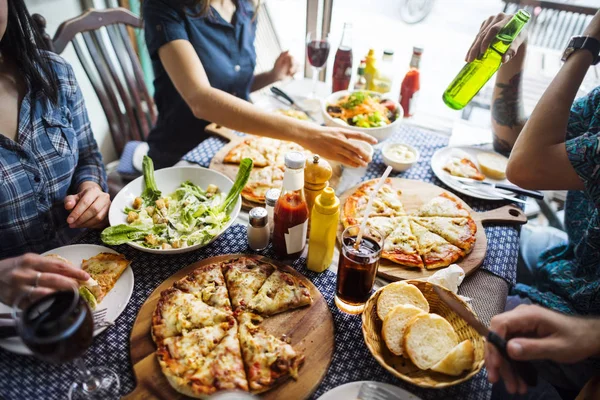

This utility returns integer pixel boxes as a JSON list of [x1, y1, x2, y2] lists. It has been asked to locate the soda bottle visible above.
[[332, 23, 353, 92], [353, 60, 367, 90], [443, 10, 530, 110], [373, 50, 394, 93], [399, 47, 423, 118]]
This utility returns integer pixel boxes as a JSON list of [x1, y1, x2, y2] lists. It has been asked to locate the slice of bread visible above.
[[377, 282, 429, 321], [382, 304, 426, 356], [477, 152, 508, 180], [403, 313, 458, 370], [430, 339, 475, 376]]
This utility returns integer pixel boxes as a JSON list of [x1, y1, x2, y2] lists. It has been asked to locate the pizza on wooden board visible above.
[[341, 181, 477, 270], [150, 257, 313, 397]]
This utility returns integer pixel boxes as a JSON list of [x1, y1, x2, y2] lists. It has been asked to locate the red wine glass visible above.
[[306, 31, 331, 99]]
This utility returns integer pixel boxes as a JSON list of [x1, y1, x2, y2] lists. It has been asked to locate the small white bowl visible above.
[[382, 142, 420, 172], [322, 90, 403, 142], [349, 139, 374, 164]]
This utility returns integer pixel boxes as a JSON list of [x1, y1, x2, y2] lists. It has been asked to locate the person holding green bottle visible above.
[[465, 10, 600, 400]]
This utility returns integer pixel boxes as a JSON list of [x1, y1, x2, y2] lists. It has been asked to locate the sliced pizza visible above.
[[381, 216, 424, 269], [224, 138, 271, 167], [343, 179, 405, 227], [409, 220, 464, 270], [223, 257, 275, 311], [443, 157, 485, 181], [414, 193, 470, 218], [81, 252, 130, 302], [241, 164, 285, 204], [174, 263, 231, 313], [274, 141, 311, 166], [237, 312, 304, 393], [248, 270, 312, 316], [152, 288, 231, 341], [411, 216, 477, 253]]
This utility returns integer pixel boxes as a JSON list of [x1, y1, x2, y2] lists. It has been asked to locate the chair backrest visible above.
[[254, 2, 283, 76], [502, 0, 597, 51], [33, 8, 157, 157]]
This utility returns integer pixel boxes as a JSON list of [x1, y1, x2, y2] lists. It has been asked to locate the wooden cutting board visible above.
[[125, 254, 334, 400], [206, 123, 343, 210], [338, 178, 527, 281]]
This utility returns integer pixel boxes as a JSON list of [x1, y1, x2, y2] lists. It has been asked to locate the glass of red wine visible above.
[[306, 31, 331, 99], [12, 284, 120, 399]]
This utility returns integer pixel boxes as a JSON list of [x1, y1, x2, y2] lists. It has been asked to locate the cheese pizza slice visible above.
[[237, 312, 304, 393], [443, 157, 485, 181], [409, 220, 464, 270], [411, 217, 477, 253], [81, 252, 130, 302], [241, 165, 285, 204], [343, 179, 405, 227], [174, 263, 231, 313], [224, 138, 270, 167], [152, 288, 231, 341], [247, 270, 312, 316], [415, 193, 470, 218], [223, 257, 275, 311], [382, 217, 424, 269], [275, 141, 311, 166]]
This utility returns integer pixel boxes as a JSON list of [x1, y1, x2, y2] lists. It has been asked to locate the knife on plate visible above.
[[460, 184, 528, 204], [270, 86, 317, 122], [432, 286, 538, 387], [451, 176, 544, 200]]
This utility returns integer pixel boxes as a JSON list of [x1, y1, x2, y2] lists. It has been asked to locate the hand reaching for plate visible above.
[[302, 127, 377, 168]]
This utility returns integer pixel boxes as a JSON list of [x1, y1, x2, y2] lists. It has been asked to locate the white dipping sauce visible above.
[[385, 144, 416, 163]]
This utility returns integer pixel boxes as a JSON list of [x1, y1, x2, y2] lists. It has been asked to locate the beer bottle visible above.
[[443, 10, 530, 110]]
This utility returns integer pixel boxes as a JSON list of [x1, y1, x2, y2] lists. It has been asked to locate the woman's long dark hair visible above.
[[0, 0, 59, 103]]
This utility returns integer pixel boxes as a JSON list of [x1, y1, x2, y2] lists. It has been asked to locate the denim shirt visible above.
[[0, 53, 107, 258], [143, 0, 257, 168]]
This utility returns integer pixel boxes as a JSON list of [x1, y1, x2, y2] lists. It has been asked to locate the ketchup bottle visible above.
[[399, 46, 423, 118], [332, 23, 353, 93], [273, 152, 309, 259]]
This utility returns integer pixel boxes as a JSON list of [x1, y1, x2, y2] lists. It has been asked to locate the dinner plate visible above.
[[431, 146, 517, 201], [0, 244, 134, 356], [316, 381, 421, 400], [108, 166, 241, 254]]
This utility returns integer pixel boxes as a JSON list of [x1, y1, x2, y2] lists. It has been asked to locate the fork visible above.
[[92, 308, 113, 329], [357, 382, 402, 400]]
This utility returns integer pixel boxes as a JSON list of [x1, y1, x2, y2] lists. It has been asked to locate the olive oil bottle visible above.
[[443, 10, 530, 110]]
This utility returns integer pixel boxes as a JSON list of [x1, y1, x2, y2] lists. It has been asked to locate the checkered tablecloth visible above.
[[0, 226, 492, 400]]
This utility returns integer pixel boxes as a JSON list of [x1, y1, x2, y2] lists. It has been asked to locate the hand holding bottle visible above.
[[466, 13, 528, 64]]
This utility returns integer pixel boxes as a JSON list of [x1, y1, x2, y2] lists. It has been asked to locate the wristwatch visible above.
[[562, 36, 600, 65]]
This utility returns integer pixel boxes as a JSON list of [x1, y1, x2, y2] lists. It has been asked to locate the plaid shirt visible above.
[[0, 53, 107, 258]]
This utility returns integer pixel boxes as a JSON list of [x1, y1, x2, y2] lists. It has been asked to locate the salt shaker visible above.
[[264, 188, 280, 236], [247, 207, 270, 251]]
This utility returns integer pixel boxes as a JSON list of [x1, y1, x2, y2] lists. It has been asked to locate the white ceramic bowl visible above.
[[321, 90, 403, 142], [108, 166, 241, 254], [381, 142, 420, 172], [349, 139, 375, 164]]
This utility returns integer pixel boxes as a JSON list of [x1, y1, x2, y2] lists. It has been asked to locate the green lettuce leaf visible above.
[[216, 158, 253, 214], [141, 156, 161, 206]]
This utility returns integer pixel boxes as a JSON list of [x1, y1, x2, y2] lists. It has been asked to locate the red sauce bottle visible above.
[[273, 152, 309, 259], [332, 23, 353, 93], [399, 46, 423, 118]]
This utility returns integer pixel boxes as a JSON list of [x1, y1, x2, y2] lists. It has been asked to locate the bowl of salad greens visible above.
[[322, 90, 403, 141], [103, 156, 252, 254]]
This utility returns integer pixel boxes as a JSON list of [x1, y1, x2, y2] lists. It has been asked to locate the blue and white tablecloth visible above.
[[0, 226, 491, 400]]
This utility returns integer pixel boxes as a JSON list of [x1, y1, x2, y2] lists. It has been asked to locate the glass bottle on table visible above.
[[273, 152, 309, 259], [353, 60, 367, 90], [399, 46, 423, 118], [332, 22, 353, 93], [443, 10, 530, 110], [373, 49, 395, 94]]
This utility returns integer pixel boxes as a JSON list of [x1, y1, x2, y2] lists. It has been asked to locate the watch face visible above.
[[562, 47, 575, 62]]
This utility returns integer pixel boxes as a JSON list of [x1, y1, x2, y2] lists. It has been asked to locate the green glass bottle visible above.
[[443, 10, 530, 110]]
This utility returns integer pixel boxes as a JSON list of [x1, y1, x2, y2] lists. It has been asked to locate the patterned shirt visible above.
[[0, 53, 107, 258], [513, 86, 600, 315]]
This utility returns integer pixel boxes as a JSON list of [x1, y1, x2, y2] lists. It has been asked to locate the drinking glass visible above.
[[306, 31, 331, 99], [335, 225, 384, 314], [13, 285, 120, 399]]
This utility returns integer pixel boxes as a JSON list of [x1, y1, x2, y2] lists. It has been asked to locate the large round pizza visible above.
[[151, 256, 313, 397], [342, 179, 477, 270]]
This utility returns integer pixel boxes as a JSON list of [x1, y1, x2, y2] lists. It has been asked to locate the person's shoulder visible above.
[[40, 51, 78, 93], [143, 0, 182, 18]]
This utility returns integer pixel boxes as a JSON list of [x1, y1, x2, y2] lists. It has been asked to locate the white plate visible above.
[[0, 244, 134, 355], [108, 166, 241, 254], [431, 146, 516, 201], [317, 381, 421, 400]]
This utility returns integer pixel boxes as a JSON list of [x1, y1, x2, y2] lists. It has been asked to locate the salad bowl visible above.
[[107, 164, 243, 254]]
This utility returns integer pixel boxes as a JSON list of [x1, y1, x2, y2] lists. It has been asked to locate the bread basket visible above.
[[361, 280, 485, 388]]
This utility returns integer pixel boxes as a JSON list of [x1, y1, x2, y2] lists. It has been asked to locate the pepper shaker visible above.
[[247, 207, 270, 251]]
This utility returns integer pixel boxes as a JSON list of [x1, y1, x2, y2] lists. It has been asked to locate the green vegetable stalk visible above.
[[217, 158, 253, 214], [141, 155, 161, 206]]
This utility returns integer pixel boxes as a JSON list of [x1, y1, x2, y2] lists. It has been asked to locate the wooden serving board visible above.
[[206, 123, 343, 210], [126, 254, 334, 400], [338, 178, 527, 282]]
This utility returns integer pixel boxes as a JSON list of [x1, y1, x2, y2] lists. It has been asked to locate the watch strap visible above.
[[564, 36, 600, 65]]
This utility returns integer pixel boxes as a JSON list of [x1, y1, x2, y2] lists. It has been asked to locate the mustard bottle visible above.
[[304, 154, 332, 216], [307, 187, 340, 272], [364, 49, 379, 91]]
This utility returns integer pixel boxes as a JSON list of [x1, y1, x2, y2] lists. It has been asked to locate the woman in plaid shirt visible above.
[[0, 0, 110, 305]]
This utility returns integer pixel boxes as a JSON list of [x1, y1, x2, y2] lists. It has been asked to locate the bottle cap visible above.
[[413, 46, 424, 55], [265, 189, 280, 207], [383, 49, 394, 56], [284, 151, 306, 169], [314, 187, 340, 215], [249, 207, 268, 227]]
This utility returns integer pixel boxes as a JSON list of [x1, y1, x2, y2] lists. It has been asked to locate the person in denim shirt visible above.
[[143, 0, 376, 169], [0, 0, 108, 306]]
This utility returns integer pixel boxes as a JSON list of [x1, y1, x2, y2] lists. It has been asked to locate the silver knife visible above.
[[460, 184, 528, 204], [452, 176, 544, 200], [432, 286, 538, 387]]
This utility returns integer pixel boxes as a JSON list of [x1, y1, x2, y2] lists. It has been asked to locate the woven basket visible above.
[[361, 280, 485, 388]]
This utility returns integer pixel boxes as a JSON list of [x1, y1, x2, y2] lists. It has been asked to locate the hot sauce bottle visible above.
[[399, 46, 423, 118], [273, 152, 309, 259]]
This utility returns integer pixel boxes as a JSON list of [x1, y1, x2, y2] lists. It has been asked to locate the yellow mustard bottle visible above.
[[307, 187, 340, 272], [304, 154, 332, 217], [364, 49, 378, 91]]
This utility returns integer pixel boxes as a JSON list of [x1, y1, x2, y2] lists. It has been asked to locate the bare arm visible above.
[[158, 41, 374, 167], [251, 51, 297, 92], [251, 70, 277, 92]]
